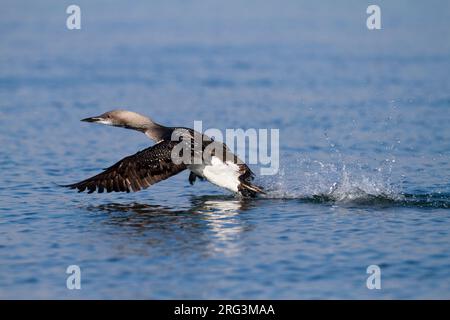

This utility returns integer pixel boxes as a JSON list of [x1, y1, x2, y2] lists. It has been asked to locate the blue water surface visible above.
[[1, 0, 450, 299]]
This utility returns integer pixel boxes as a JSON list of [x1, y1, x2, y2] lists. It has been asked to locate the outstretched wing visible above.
[[63, 140, 186, 193]]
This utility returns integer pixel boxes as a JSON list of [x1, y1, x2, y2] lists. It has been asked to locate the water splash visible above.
[[265, 160, 394, 198], [258, 156, 450, 208]]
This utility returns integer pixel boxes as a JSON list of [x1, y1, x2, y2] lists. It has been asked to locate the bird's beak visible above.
[[81, 116, 103, 123]]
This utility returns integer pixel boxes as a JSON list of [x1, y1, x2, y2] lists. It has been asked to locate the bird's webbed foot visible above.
[[188, 172, 204, 185]]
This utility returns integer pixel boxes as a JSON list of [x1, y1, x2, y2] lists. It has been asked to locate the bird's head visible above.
[[81, 109, 154, 131]]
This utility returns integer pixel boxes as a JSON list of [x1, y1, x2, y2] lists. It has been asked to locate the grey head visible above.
[[81, 109, 170, 141]]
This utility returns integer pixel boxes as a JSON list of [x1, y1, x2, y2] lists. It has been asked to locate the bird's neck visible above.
[[140, 120, 171, 142], [119, 114, 172, 142]]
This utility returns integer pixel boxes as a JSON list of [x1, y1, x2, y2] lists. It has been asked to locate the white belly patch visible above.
[[188, 157, 241, 193]]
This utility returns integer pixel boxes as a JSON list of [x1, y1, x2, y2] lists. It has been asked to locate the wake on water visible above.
[[258, 157, 450, 209]]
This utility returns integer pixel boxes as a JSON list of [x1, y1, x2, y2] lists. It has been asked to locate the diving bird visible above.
[[63, 110, 264, 197]]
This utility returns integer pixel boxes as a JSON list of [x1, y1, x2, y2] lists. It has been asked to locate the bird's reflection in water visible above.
[[87, 196, 257, 256], [192, 198, 250, 255]]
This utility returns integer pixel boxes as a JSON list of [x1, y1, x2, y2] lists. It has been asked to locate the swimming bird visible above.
[[63, 110, 264, 197]]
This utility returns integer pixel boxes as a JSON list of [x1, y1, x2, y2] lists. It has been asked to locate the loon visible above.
[[63, 110, 264, 197]]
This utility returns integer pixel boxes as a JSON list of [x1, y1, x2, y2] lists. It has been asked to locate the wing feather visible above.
[[63, 140, 186, 193]]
